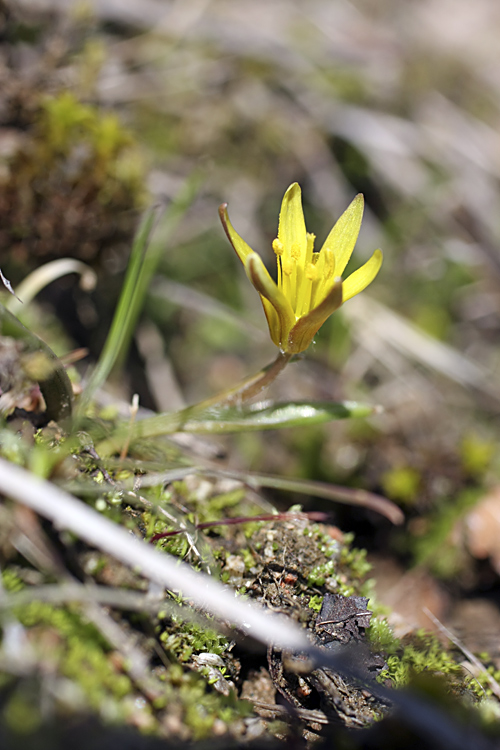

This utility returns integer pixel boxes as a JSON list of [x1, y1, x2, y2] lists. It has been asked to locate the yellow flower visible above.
[[219, 183, 382, 353]]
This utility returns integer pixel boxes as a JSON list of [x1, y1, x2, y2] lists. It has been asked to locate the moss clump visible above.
[[368, 615, 400, 653], [339, 533, 372, 579], [239, 548, 256, 571], [411, 488, 482, 578], [159, 616, 230, 664], [2, 569, 24, 593], [14, 600, 133, 713], [377, 629, 464, 688], [157, 664, 250, 741], [382, 465, 422, 505], [307, 558, 337, 587], [307, 594, 324, 612], [460, 433, 496, 478], [1, 90, 146, 270], [3, 687, 43, 736], [1, 575, 134, 718], [368, 616, 484, 708], [303, 527, 371, 595]]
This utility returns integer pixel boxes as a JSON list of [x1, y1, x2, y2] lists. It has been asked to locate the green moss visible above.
[[460, 433, 496, 477], [243, 521, 265, 539], [368, 616, 400, 653], [307, 559, 337, 587], [300, 525, 370, 595], [473, 654, 500, 701], [339, 535, 372, 579], [240, 548, 256, 570], [156, 533, 191, 560], [159, 617, 230, 664], [0, 88, 146, 269], [0, 429, 29, 466], [370, 612, 474, 694], [7, 599, 133, 716], [412, 489, 481, 578], [4, 690, 43, 735], [307, 594, 324, 612], [302, 523, 340, 556], [382, 465, 421, 505], [2, 569, 24, 593], [160, 665, 249, 740], [380, 630, 463, 688], [38, 92, 145, 200], [204, 488, 246, 514]]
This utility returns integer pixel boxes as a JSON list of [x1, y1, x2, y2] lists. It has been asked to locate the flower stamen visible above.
[[296, 233, 317, 316], [272, 238, 284, 256]]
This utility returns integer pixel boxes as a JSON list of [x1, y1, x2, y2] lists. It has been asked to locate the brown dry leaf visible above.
[[369, 556, 449, 637], [0, 338, 46, 416], [464, 486, 500, 574]]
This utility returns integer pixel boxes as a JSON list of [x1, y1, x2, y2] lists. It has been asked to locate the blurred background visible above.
[[2, 0, 500, 650]]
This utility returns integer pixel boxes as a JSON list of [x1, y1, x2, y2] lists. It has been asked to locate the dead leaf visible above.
[[464, 486, 500, 574]]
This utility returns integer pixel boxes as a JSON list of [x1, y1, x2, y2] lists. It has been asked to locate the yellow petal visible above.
[[246, 254, 295, 348], [321, 194, 364, 277], [260, 296, 281, 347], [277, 183, 307, 267], [219, 204, 255, 265], [310, 246, 336, 309], [342, 249, 383, 302], [287, 278, 343, 353]]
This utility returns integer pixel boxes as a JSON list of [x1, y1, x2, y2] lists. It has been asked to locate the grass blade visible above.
[[76, 209, 157, 417], [77, 177, 200, 419]]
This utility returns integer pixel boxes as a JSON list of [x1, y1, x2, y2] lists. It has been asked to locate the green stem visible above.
[[98, 350, 292, 451], [194, 349, 293, 410]]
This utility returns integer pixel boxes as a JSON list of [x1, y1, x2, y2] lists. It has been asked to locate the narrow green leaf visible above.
[[177, 400, 377, 433], [76, 208, 158, 418], [96, 400, 377, 455], [76, 174, 199, 420]]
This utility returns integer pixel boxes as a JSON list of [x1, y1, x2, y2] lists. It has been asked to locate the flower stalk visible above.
[[194, 349, 293, 410]]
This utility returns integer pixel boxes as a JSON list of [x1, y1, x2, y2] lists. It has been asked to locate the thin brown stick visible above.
[[150, 511, 328, 542], [251, 699, 330, 725]]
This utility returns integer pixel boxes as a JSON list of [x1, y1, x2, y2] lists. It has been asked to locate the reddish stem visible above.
[[150, 510, 328, 543]]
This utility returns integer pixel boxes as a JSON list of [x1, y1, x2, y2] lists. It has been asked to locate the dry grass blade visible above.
[[204, 468, 404, 525], [0, 583, 194, 618], [345, 296, 500, 403]]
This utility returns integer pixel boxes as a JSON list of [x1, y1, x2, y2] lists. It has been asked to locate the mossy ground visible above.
[[0, 465, 491, 744], [2, 2, 500, 748]]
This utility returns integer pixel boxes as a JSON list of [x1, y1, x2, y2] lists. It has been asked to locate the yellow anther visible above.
[[306, 263, 318, 281], [282, 258, 293, 276], [272, 238, 284, 256], [291, 243, 301, 260], [306, 233, 316, 253]]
